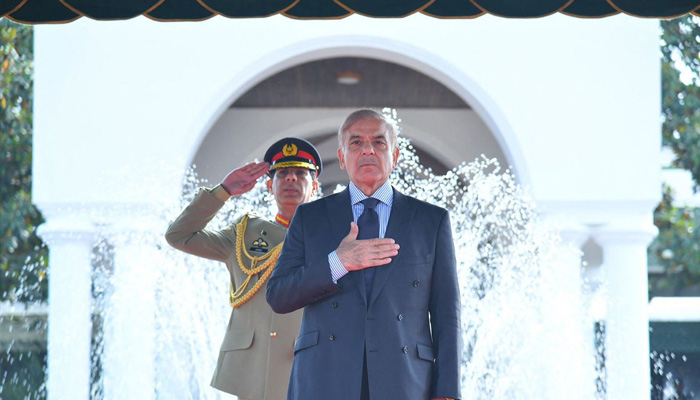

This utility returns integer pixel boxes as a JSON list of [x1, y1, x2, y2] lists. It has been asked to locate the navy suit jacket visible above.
[[267, 187, 461, 400]]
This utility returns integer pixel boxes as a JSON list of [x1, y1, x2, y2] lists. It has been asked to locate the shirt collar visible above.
[[349, 180, 393, 206]]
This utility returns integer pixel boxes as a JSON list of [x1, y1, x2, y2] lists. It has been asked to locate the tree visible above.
[[0, 18, 48, 400], [0, 19, 47, 303], [648, 186, 700, 295], [661, 16, 700, 187], [650, 16, 700, 297]]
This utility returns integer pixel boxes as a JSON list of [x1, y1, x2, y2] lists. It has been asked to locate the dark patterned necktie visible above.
[[357, 198, 380, 294]]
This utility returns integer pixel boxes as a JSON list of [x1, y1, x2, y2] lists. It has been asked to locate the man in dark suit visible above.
[[267, 109, 461, 400]]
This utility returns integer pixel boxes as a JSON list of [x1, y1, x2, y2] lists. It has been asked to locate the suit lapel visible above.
[[325, 188, 368, 303], [368, 188, 413, 307], [325, 188, 353, 244]]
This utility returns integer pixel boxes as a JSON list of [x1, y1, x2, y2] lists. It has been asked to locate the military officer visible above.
[[165, 137, 323, 400]]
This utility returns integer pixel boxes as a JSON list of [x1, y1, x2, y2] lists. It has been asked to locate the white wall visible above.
[[33, 13, 660, 210]]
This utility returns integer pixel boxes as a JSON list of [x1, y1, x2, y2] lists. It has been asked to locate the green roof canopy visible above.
[[2, 0, 699, 24]]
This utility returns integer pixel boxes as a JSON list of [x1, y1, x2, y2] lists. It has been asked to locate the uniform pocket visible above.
[[294, 330, 319, 354], [416, 343, 435, 362], [220, 327, 254, 351]]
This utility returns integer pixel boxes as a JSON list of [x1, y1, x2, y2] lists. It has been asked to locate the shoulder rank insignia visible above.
[[250, 237, 269, 253]]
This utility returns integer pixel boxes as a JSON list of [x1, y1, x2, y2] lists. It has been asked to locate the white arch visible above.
[[185, 35, 531, 188]]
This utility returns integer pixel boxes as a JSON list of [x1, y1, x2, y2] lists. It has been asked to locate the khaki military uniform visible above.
[[165, 188, 302, 400]]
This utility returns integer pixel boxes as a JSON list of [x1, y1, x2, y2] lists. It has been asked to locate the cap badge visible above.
[[283, 143, 298, 157]]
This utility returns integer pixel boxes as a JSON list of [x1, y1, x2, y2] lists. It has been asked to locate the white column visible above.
[[38, 218, 95, 400], [547, 217, 604, 393], [593, 224, 657, 400], [102, 214, 158, 400]]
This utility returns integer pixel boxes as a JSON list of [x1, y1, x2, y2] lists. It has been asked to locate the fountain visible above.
[[2, 128, 605, 399], [389, 138, 597, 399]]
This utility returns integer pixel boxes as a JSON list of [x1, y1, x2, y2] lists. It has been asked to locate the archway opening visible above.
[[193, 56, 509, 194]]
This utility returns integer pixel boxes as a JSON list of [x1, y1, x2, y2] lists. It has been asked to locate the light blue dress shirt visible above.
[[328, 180, 394, 282]]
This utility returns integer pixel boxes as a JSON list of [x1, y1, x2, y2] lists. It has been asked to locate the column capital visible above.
[[34, 202, 96, 246], [36, 201, 165, 246], [592, 224, 658, 247], [38, 220, 96, 246]]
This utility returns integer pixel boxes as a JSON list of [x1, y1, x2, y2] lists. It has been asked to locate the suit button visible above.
[[331, 302, 338, 309], [397, 314, 403, 321], [329, 334, 335, 341], [402, 346, 408, 353], [413, 280, 421, 287]]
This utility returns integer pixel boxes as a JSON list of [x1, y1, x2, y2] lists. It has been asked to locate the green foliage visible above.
[[0, 19, 47, 303], [0, 18, 47, 400], [649, 187, 700, 296], [0, 349, 47, 399], [661, 16, 700, 189], [651, 16, 700, 297]]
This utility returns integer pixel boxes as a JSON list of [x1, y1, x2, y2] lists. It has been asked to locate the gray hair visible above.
[[337, 109, 398, 151]]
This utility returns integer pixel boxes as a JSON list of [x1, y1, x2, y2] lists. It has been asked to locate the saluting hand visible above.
[[336, 222, 399, 271], [220, 161, 270, 196]]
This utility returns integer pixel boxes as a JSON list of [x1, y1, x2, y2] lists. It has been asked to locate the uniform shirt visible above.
[[328, 180, 394, 282]]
